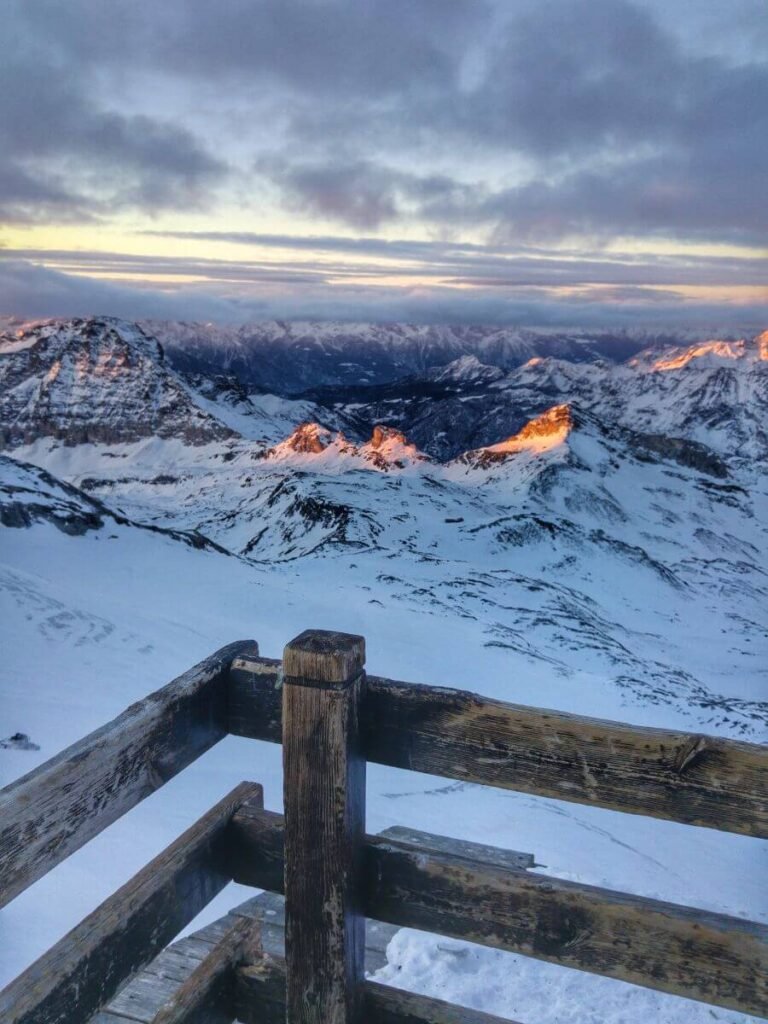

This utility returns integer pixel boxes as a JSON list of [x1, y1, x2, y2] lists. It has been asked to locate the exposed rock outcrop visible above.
[[0, 317, 233, 449]]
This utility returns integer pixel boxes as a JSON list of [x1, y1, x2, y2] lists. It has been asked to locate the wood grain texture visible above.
[[229, 803, 768, 1017], [378, 827, 534, 871], [98, 922, 245, 1022], [283, 628, 365, 685], [282, 630, 366, 1024], [149, 916, 259, 1024], [91, 890, 398, 1024], [0, 782, 262, 1024], [231, 890, 398, 972], [227, 655, 768, 836], [235, 955, 519, 1024], [0, 640, 258, 909]]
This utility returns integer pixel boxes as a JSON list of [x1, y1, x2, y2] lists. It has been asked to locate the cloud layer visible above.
[[1, 0, 765, 323]]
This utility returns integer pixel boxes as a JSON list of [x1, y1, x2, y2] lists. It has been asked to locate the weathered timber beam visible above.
[[227, 655, 768, 837], [0, 782, 262, 1024], [0, 640, 258, 909], [149, 916, 259, 1024], [378, 827, 534, 871], [227, 804, 768, 1017], [282, 630, 367, 1024], [235, 954, 520, 1024]]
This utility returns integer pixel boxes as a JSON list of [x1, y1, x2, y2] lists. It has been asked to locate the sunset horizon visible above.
[[1, 0, 765, 326]]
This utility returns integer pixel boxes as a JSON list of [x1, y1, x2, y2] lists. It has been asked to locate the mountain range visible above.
[[1, 315, 765, 739]]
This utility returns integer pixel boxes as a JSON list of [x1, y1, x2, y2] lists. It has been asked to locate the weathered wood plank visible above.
[[96, 890, 397, 1024], [149, 917, 258, 1024], [0, 782, 262, 1024], [227, 656, 768, 836], [0, 640, 258, 909], [228, 803, 768, 1017], [379, 827, 534, 871], [102, 929, 241, 1022], [90, 1014, 141, 1023], [105, 947, 214, 1021], [104, 972, 184, 1024], [282, 630, 367, 1024], [232, 890, 398, 971], [235, 955, 520, 1024]]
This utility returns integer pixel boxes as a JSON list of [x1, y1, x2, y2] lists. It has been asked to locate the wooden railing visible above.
[[0, 630, 765, 1024]]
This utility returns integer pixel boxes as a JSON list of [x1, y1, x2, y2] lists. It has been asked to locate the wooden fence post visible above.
[[282, 629, 366, 1024]]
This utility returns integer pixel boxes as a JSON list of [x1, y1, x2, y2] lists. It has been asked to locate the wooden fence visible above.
[[0, 630, 765, 1024]]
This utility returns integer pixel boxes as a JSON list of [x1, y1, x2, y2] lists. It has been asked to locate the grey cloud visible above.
[[0, 165, 96, 226], [259, 1, 768, 244], [8, 0, 483, 102], [0, 19, 228, 223], [482, 151, 768, 246], [3, 0, 766, 249], [1, 257, 764, 329], [258, 157, 477, 231], [458, 0, 681, 156], [0, 260, 249, 322]]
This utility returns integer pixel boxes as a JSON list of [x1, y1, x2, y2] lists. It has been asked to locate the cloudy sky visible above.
[[1, 0, 766, 326]]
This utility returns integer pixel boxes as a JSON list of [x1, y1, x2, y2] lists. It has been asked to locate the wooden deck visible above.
[[90, 892, 395, 1023], [92, 828, 535, 1024]]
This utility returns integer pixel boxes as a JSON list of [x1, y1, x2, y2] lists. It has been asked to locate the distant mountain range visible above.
[[1, 315, 766, 738]]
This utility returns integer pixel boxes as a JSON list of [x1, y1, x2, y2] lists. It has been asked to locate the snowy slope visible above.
[[1, 457, 765, 1024]]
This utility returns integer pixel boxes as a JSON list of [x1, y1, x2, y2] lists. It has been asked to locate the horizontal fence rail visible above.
[[0, 783, 262, 1024], [227, 800, 768, 1017], [0, 640, 257, 910], [235, 954, 518, 1024], [1, 632, 766, 1024], [228, 654, 768, 837]]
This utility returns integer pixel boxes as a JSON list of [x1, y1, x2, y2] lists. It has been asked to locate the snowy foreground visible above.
[[0, 317, 766, 1023], [1, 519, 765, 1023]]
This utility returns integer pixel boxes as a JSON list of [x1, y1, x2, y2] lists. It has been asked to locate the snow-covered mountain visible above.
[[0, 318, 234, 447], [2, 315, 764, 731], [307, 334, 768, 461], [141, 318, 751, 392], [1, 315, 766, 1022]]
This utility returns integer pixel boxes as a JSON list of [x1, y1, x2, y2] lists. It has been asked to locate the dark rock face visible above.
[[0, 317, 233, 449], [0, 455, 108, 534], [0, 733, 40, 751], [635, 435, 729, 478]]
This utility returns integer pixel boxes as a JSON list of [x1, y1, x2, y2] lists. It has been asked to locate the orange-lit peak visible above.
[[486, 403, 573, 455], [757, 331, 768, 361], [362, 424, 427, 469], [369, 424, 409, 449], [283, 422, 336, 454], [652, 341, 745, 372]]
